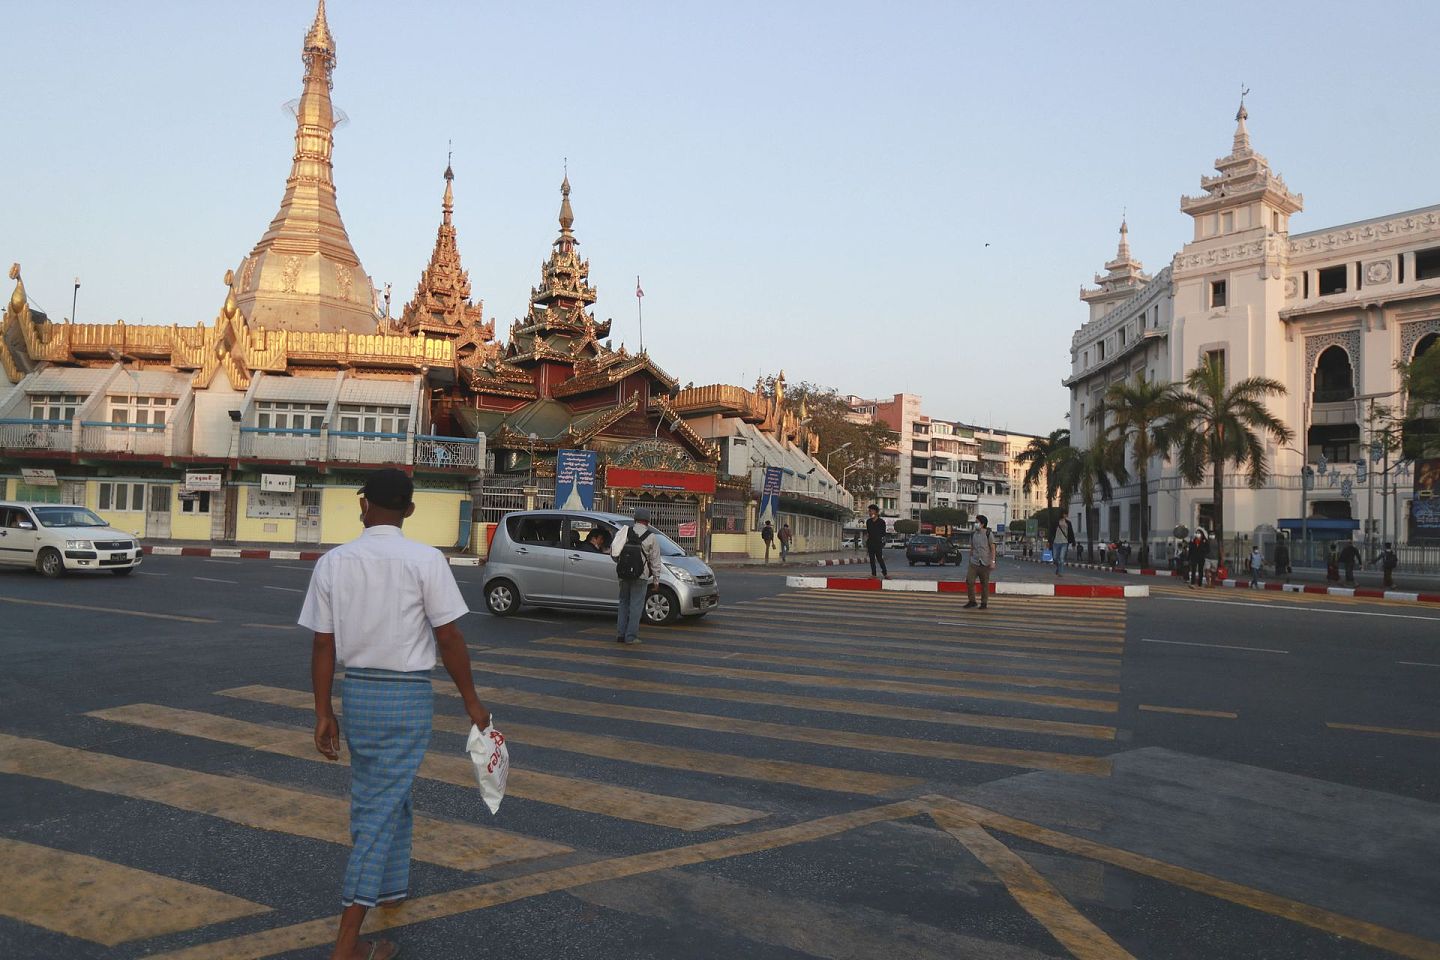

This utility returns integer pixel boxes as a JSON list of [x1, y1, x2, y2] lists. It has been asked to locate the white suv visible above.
[[0, 502, 144, 577]]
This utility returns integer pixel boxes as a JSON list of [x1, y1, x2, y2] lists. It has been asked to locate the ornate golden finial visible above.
[[223, 270, 239, 321], [442, 146, 455, 225], [306, 0, 336, 60], [559, 165, 574, 233], [8, 263, 25, 313]]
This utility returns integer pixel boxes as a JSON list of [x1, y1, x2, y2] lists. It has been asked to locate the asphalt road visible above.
[[0, 552, 1437, 959]]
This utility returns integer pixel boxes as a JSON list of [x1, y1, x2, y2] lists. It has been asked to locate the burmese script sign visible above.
[[247, 489, 298, 520]]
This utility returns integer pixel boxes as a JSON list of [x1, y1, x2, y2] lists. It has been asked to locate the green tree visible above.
[[893, 518, 918, 535], [1055, 444, 1117, 560], [920, 506, 969, 529], [1016, 428, 1071, 514], [1162, 356, 1294, 570], [1094, 377, 1172, 567], [784, 382, 899, 504]]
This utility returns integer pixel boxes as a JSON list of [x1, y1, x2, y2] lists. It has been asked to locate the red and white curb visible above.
[[785, 576, 1147, 598], [1017, 557, 1439, 604], [814, 557, 868, 567], [143, 545, 481, 567]]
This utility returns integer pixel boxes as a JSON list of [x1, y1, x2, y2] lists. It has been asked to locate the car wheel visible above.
[[484, 579, 520, 616], [644, 586, 679, 625], [112, 567, 135, 577], [36, 548, 65, 579]]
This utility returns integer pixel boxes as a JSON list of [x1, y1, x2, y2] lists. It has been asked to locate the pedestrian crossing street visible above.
[[0, 590, 1165, 958]]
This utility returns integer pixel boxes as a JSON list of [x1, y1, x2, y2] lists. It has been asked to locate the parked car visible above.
[[886, 535, 907, 549], [483, 509, 718, 624], [0, 502, 143, 578], [904, 534, 954, 566]]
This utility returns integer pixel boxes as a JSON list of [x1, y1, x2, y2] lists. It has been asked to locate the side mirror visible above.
[[17, 521, 35, 530]]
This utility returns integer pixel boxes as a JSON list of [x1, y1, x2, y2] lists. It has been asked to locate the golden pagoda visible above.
[[232, 0, 381, 335], [399, 162, 491, 343]]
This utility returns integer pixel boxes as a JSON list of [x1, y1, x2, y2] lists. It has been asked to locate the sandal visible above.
[[364, 941, 400, 960]]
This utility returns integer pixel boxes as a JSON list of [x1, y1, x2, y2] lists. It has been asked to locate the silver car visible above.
[[482, 510, 719, 624]]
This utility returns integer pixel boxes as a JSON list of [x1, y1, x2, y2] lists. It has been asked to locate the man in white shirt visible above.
[[963, 514, 998, 610], [300, 468, 490, 960], [609, 506, 664, 644]]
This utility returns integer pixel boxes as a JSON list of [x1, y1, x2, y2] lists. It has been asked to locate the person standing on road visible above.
[[1274, 540, 1291, 577], [778, 522, 793, 562], [1051, 516, 1075, 576], [1338, 541, 1361, 584], [963, 515, 998, 609], [1189, 530, 1209, 587], [761, 520, 775, 563], [301, 468, 490, 960], [1249, 545, 1264, 588], [865, 504, 889, 580], [1380, 542, 1398, 589], [611, 507, 663, 644]]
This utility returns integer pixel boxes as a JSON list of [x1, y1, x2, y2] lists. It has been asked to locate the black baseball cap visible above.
[[360, 468, 413, 510]]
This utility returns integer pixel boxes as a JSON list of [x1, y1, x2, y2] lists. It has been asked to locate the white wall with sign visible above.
[[184, 472, 223, 492], [247, 489, 298, 519], [261, 474, 297, 493]]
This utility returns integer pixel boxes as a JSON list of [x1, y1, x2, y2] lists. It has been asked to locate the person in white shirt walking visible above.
[[963, 515, 998, 610], [610, 506, 664, 644], [300, 468, 491, 960]]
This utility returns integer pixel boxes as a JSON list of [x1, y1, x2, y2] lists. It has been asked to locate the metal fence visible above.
[[415, 435, 482, 469], [618, 494, 702, 555], [0, 419, 72, 452]]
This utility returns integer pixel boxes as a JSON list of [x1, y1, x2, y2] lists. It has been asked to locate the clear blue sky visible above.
[[7, 0, 1438, 433]]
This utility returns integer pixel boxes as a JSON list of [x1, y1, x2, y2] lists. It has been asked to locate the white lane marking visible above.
[[264, 585, 305, 594], [194, 576, 239, 585], [1398, 661, 1440, 668], [137, 571, 167, 577], [1152, 594, 1440, 622], [200, 558, 243, 565], [276, 565, 314, 571], [1140, 637, 1289, 654]]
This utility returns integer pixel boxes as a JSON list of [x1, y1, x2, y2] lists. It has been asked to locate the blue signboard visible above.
[[758, 466, 783, 526], [555, 449, 598, 510]]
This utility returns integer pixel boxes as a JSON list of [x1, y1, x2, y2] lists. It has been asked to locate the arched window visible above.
[[1415, 332, 1438, 361], [1312, 346, 1354, 403], [1404, 332, 1440, 461]]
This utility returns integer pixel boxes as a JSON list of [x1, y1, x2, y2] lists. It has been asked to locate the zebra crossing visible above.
[[6, 587, 1428, 959]]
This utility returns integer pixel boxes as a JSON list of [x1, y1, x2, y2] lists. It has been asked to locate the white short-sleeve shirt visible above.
[[298, 524, 470, 672]]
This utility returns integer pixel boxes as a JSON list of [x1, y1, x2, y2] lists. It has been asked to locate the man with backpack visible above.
[[1380, 542, 1398, 588], [963, 515, 997, 610], [761, 520, 775, 562], [610, 507, 663, 644]]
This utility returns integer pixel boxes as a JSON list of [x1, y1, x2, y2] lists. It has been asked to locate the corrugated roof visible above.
[[24, 367, 113, 394], [338, 377, 415, 406], [255, 375, 340, 402], [106, 370, 190, 396]]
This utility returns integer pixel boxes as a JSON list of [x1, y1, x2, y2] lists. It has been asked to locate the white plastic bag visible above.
[[466, 722, 509, 814]]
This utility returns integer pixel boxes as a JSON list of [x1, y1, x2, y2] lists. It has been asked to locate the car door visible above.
[[504, 514, 568, 602], [561, 516, 621, 608], [0, 508, 39, 567]]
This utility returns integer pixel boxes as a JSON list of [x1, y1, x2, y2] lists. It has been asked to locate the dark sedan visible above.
[[905, 534, 955, 566]]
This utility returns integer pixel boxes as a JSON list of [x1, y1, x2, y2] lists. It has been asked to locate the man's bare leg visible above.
[[330, 903, 398, 960]]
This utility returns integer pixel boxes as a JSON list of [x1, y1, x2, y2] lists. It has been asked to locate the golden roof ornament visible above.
[[400, 159, 490, 343]]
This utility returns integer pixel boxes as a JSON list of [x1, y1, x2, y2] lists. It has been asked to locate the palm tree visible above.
[[1096, 377, 1172, 568], [1055, 443, 1116, 561], [1017, 428, 1070, 513], [1162, 356, 1294, 571]]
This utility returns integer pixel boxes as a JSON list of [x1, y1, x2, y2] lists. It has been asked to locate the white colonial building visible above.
[[1067, 101, 1440, 555]]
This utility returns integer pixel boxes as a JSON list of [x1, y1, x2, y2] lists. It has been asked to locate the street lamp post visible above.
[[825, 442, 853, 473], [527, 432, 538, 486], [71, 277, 79, 324]]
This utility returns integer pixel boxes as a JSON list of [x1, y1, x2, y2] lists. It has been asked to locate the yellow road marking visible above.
[[1326, 721, 1440, 741], [0, 837, 269, 946], [1138, 704, 1238, 720], [741, 601, 1127, 641], [419, 684, 1111, 777], [0, 595, 216, 623], [929, 807, 1135, 960], [770, 592, 1130, 620], [579, 625, 1122, 676], [924, 796, 1440, 960], [0, 733, 568, 872], [147, 799, 929, 960], [222, 686, 920, 796], [92, 703, 763, 831], [483, 647, 1119, 713], [461, 661, 1116, 740], [537, 636, 1120, 694]]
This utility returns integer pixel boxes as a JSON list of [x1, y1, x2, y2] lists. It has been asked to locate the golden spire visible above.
[[399, 160, 488, 340], [558, 171, 575, 237], [233, 0, 379, 335]]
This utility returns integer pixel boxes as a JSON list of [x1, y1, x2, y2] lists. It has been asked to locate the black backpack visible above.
[[616, 527, 652, 581]]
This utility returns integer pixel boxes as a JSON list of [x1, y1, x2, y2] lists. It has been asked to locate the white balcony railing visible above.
[[0, 419, 73, 452], [239, 427, 325, 461], [327, 431, 409, 465], [79, 421, 168, 456], [415, 435, 482, 469]]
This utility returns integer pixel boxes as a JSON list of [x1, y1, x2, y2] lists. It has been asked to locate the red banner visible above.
[[605, 467, 717, 495]]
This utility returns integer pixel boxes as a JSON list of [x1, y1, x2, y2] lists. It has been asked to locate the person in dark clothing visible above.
[[1326, 544, 1341, 582], [1338, 542, 1361, 584], [1188, 531, 1209, 587], [1380, 542, 1398, 589], [761, 521, 775, 563], [864, 504, 889, 580], [1274, 540, 1291, 576]]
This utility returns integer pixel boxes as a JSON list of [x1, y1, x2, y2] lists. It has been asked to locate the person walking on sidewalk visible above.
[[865, 504, 889, 580], [1188, 530, 1209, 587], [761, 520, 775, 563], [1338, 541, 1361, 584], [1248, 545, 1264, 588], [1274, 540, 1291, 576], [964, 515, 998, 609], [778, 522, 793, 562], [611, 507, 663, 644], [1051, 516, 1075, 576], [1380, 542, 1398, 588], [300, 468, 490, 960]]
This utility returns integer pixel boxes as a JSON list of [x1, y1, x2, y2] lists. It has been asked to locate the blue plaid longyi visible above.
[[339, 667, 434, 908]]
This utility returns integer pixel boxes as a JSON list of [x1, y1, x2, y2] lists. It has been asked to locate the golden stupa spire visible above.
[[399, 157, 487, 340], [526, 170, 596, 309], [232, 0, 379, 335]]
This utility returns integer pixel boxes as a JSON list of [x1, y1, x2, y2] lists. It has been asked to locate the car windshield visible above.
[[32, 506, 109, 528], [649, 529, 686, 557]]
